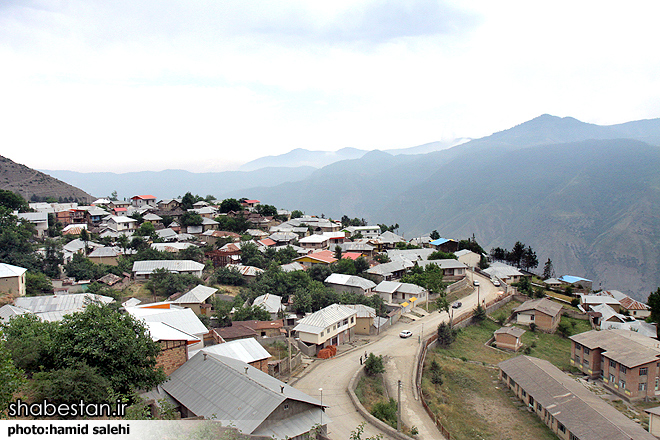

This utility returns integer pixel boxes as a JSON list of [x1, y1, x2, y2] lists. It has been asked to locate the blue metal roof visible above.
[[429, 238, 453, 246], [558, 275, 592, 283]]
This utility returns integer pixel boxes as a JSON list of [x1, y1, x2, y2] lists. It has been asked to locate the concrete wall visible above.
[[0, 273, 26, 297]]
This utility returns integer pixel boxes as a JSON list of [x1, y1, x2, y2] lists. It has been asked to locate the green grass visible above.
[[355, 375, 386, 412], [421, 356, 557, 440]]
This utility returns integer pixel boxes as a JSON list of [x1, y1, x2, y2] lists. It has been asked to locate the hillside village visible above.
[[2, 192, 660, 440]]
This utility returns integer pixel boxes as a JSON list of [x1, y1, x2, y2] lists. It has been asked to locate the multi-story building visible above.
[[570, 329, 660, 401]]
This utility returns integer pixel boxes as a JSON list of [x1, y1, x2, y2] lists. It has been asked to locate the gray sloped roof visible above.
[[324, 273, 376, 290], [14, 293, 114, 315], [417, 258, 466, 269], [173, 285, 218, 304], [293, 304, 357, 334], [513, 298, 563, 318], [0, 304, 30, 324], [499, 356, 655, 440], [367, 260, 413, 276], [495, 326, 525, 338], [126, 306, 208, 336], [0, 263, 27, 278], [87, 246, 120, 258], [570, 329, 660, 368], [190, 338, 271, 363], [161, 352, 322, 435], [252, 294, 283, 314], [374, 280, 401, 294], [132, 260, 204, 274]]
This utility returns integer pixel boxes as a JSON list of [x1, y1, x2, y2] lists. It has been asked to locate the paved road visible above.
[[293, 270, 503, 440]]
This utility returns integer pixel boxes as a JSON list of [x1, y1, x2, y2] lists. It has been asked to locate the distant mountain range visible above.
[[232, 115, 660, 302], [13, 114, 660, 301], [0, 155, 93, 203]]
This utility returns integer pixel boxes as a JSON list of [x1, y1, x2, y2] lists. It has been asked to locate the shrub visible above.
[[364, 353, 385, 376], [371, 398, 397, 428]]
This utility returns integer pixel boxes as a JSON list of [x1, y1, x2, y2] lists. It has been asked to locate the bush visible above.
[[364, 353, 385, 376], [529, 323, 537, 332], [557, 321, 572, 338], [371, 398, 397, 428], [31, 362, 111, 410], [570, 298, 580, 307], [429, 360, 443, 385], [473, 304, 486, 322], [437, 322, 457, 348]]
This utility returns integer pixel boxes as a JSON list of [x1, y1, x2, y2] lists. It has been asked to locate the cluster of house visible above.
[[486, 286, 660, 438], [0, 280, 330, 439]]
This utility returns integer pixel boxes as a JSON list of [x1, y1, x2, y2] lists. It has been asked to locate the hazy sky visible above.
[[2, 1, 660, 172]]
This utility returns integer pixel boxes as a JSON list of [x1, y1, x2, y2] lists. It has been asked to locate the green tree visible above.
[[308, 265, 332, 283], [437, 322, 457, 347], [136, 221, 156, 237], [0, 208, 41, 271], [507, 241, 526, 268], [65, 253, 99, 281], [556, 320, 572, 338], [0, 340, 25, 415], [429, 359, 443, 385], [219, 198, 243, 213], [521, 246, 538, 271], [334, 258, 356, 275], [180, 192, 197, 211], [255, 204, 277, 217], [374, 253, 390, 264], [429, 230, 440, 240], [473, 304, 486, 322], [648, 288, 660, 338], [232, 305, 271, 322], [179, 246, 204, 263], [364, 353, 385, 376], [54, 304, 166, 396], [25, 272, 53, 296], [31, 362, 112, 409], [42, 239, 63, 278], [354, 256, 370, 274], [334, 245, 343, 260], [292, 288, 312, 314], [290, 210, 303, 219], [47, 213, 63, 237], [428, 251, 457, 260], [0, 189, 28, 211], [542, 258, 555, 279], [514, 276, 533, 296], [180, 212, 203, 227], [2, 314, 57, 375], [213, 266, 246, 286]]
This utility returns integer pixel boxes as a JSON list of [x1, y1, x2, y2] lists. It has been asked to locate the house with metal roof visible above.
[[455, 249, 480, 268], [132, 260, 205, 280], [342, 304, 380, 335], [366, 260, 414, 283], [579, 294, 621, 313], [387, 248, 435, 262], [13, 292, 114, 322], [252, 293, 284, 320], [130, 195, 157, 208], [513, 298, 563, 332], [172, 285, 218, 315], [429, 237, 458, 253], [600, 290, 650, 319], [417, 259, 467, 281], [499, 355, 655, 440], [0, 304, 30, 324], [190, 338, 272, 373], [126, 304, 208, 351], [145, 321, 201, 376], [324, 274, 376, 295], [87, 246, 121, 266], [570, 329, 660, 401], [558, 275, 593, 292], [298, 234, 330, 250], [16, 211, 49, 237], [293, 250, 337, 267], [147, 352, 328, 438], [293, 304, 357, 355], [374, 281, 428, 305], [0, 263, 27, 297], [494, 326, 525, 351]]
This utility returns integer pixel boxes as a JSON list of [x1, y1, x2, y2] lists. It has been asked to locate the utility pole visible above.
[[397, 380, 402, 432], [287, 329, 292, 383]]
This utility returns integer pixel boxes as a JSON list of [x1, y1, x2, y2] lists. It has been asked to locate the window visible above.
[[320, 331, 324, 336], [570, 434, 580, 440], [283, 404, 289, 410], [575, 355, 580, 364], [610, 374, 616, 383], [639, 382, 647, 391], [343, 319, 348, 326], [583, 347, 590, 355], [620, 365, 627, 374], [609, 359, 616, 368], [530, 315, 535, 321], [656, 377, 659, 391], [351, 317, 354, 323], [558, 423, 566, 433], [537, 402, 542, 411], [583, 358, 589, 367], [575, 343, 581, 351], [521, 390, 527, 398], [620, 379, 626, 390], [640, 367, 648, 376]]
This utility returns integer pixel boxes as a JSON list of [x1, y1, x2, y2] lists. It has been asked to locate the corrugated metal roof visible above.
[[132, 260, 204, 273], [374, 280, 400, 294], [293, 304, 356, 333], [513, 298, 563, 318], [174, 285, 217, 304], [145, 321, 201, 342], [559, 275, 592, 283], [190, 338, 271, 363], [14, 293, 114, 314], [161, 352, 322, 436], [499, 356, 656, 440], [343, 304, 376, 318], [252, 407, 329, 439], [0, 263, 27, 278], [0, 304, 29, 323], [570, 329, 660, 368], [324, 274, 376, 290], [253, 294, 282, 314], [87, 247, 120, 258], [226, 264, 264, 277], [126, 307, 208, 336], [494, 326, 525, 338]]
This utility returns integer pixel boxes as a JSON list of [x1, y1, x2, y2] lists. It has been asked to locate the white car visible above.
[[399, 330, 413, 338], [492, 279, 501, 287], [473, 279, 480, 286]]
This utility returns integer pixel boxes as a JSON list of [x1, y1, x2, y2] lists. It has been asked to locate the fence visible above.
[[414, 290, 517, 440], [446, 277, 469, 294]]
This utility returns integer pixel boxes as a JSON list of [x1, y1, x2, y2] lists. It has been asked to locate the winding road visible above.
[[293, 271, 503, 440]]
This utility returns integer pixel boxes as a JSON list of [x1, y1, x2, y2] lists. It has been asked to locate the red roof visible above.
[[131, 195, 156, 200], [301, 250, 337, 264], [243, 199, 260, 204], [114, 207, 127, 212], [342, 252, 363, 261], [259, 238, 276, 247]]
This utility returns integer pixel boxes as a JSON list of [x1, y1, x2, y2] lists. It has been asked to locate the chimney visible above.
[[280, 386, 284, 393], [203, 353, 207, 361], [244, 367, 248, 374]]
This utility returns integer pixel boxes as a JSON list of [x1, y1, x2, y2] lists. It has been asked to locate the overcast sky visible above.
[[2, 1, 660, 173]]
